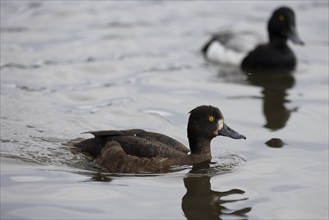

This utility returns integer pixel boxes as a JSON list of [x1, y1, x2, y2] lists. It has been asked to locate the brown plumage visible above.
[[66, 105, 246, 173]]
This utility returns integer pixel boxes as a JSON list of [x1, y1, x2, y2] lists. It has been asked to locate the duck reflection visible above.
[[80, 172, 113, 182], [216, 66, 298, 131], [182, 165, 251, 220], [246, 70, 298, 131]]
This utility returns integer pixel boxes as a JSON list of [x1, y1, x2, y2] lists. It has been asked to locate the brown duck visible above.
[[68, 105, 246, 173]]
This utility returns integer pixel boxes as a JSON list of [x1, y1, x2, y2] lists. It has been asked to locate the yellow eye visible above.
[[278, 15, 285, 21], [208, 116, 214, 122]]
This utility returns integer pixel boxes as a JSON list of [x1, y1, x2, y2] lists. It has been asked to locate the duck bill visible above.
[[289, 27, 304, 45], [219, 123, 246, 140]]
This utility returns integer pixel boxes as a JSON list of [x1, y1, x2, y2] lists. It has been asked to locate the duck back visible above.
[[73, 129, 190, 159], [241, 44, 296, 72]]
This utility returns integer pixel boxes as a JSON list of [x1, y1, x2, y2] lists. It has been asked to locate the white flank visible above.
[[206, 41, 246, 66]]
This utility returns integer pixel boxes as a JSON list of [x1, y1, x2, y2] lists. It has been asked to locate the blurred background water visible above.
[[1, 1, 328, 219]]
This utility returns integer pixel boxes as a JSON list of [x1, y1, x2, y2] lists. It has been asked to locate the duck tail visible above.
[[63, 138, 105, 157], [201, 37, 215, 55], [62, 138, 85, 147]]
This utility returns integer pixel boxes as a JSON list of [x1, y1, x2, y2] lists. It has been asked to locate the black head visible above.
[[187, 105, 246, 154], [267, 6, 304, 45]]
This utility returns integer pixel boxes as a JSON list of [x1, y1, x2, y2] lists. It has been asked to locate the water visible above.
[[1, 1, 328, 219]]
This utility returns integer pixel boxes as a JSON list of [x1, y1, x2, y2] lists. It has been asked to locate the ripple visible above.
[[0, 63, 41, 70], [10, 175, 47, 182], [210, 153, 247, 175], [1, 26, 29, 33], [142, 108, 174, 123], [76, 98, 133, 111]]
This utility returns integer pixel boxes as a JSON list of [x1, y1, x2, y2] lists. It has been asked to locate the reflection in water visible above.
[[265, 138, 285, 148], [84, 162, 250, 219], [182, 166, 251, 220], [89, 172, 113, 182], [246, 71, 298, 131], [216, 66, 298, 131]]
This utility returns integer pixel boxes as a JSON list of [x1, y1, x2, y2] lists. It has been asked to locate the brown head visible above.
[[187, 105, 246, 155]]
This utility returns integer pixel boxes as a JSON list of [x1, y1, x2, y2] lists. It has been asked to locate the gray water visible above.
[[1, 1, 328, 219]]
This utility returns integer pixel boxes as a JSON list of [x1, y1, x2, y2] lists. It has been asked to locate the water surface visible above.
[[1, 1, 328, 219]]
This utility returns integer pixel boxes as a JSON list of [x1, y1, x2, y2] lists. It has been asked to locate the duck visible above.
[[202, 6, 304, 73], [67, 105, 246, 173]]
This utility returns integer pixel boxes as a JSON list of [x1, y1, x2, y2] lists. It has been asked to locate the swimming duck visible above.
[[202, 6, 304, 72], [68, 105, 246, 173]]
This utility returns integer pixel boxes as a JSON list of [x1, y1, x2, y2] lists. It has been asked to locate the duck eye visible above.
[[208, 116, 214, 122], [278, 15, 285, 21]]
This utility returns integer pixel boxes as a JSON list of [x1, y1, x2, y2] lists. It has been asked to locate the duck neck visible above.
[[188, 135, 212, 155], [269, 35, 288, 48]]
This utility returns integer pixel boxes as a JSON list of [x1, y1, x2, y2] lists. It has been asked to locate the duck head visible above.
[[267, 6, 304, 46], [187, 105, 246, 155]]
